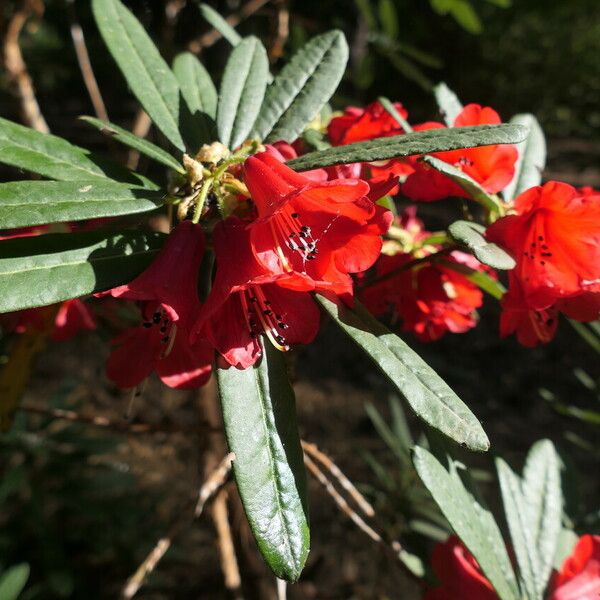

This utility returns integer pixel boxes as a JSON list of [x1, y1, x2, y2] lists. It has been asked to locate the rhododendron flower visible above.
[[487, 181, 600, 309], [192, 217, 320, 369], [549, 535, 600, 600], [403, 104, 518, 201], [361, 251, 484, 342], [244, 151, 391, 298], [103, 220, 212, 388], [327, 100, 413, 192], [423, 536, 497, 600]]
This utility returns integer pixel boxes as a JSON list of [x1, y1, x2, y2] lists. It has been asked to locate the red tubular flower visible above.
[[487, 182, 600, 310], [327, 100, 413, 192], [103, 220, 212, 389], [403, 104, 518, 202], [549, 535, 600, 600], [423, 536, 497, 600], [192, 217, 320, 369], [361, 251, 483, 342], [244, 151, 391, 298], [52, 299, 97, 341]]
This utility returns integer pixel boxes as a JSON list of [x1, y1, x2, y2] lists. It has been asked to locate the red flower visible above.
[[327, 100, 413, 192], [192, 217, 320, 369], [423, 536, 497, 600], [244, 151, 391, 298], [549, 535, 600, 600], [361, 250, 483, 342], [103, 220, 212, 388], [403, 104, 518, 201], [487, 182, 600, 310], [52, 299, 97, 341]]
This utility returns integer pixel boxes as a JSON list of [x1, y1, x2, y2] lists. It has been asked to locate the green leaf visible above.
[[217, 37, 269, 149], [317, 295, 489, 451], [217, 342, 309, 581], [92, 0, 186, 151], [0, 117, 150, 187], [413, 447, 520, 600], [448, 220, 516, 270], [378, 96, 413, 132], [433, 82, 463, 126], [0, 564, 30, 600], [173, 52, 218, 119], [553, 528, 578, 571], [287, 124, 528, 171], [0, 230, 166, 313], [378, 0, 399, 38], [355, 0, 378, 30], [438, 257, 506, 299], [0, 180, 164, 229], [198, 2, 242, 47], [496, 458, 541, 599], [252, 31, 349, 144], [80, 116, 185, 174], [421, 155, 501, 212], [521, 440, 563, 596], [172, 52, 218, 149], [503, 114, 546, 203]]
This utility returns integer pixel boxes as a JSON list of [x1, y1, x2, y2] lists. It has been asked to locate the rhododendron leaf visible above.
[[80, 117, 185, 174], [0, 564, 30, 600], [413, 447, 520, 600], [0, 180, 164, 229], [172, 52, 218, 149], [496, 458, 542, 599], [553, 529, 579, 571], [217, 37, 269, 149], [0, 117, 153, 188], [0, 230, 166, 313], [521, 440, 562, 596], [503, 114, 546, 203], [286, 123, 528, 171], [251, 30, 348, 143], [438, 257, 506, 299], [217, 342, 309, 581], [448, 220, 516, 270], [421, 155, 501, 212], [433, 82, 464, 126], [317, 295, 489, 451], [197, 3, 242, 47], [92, 0, 186, 151]]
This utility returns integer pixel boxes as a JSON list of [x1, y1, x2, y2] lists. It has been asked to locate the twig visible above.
[[3, 0, 49, 133], [276, 578, 287, 600], [268, 0, 289, 62], [302, 440, 375, 517], [67, 0, 108, 122], [126, 110, 153, 169], [19, 401, 219, 435], [187, 0, 271, 54], [121, 452, 235, 599]]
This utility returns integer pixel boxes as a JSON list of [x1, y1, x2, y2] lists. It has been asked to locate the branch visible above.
[[121, 452, 235, 599], [3, 0, 49, 133]]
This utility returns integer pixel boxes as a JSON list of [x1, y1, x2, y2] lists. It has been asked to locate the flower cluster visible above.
[[424, 535, 600, 600]]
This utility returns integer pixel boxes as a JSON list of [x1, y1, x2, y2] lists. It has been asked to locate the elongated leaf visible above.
[[252, 31, 348, 143], [414, 447, 520, 600], [198, 2, 242, 47], [496, 458, 541, 599], [0, 117, 150, 187], [0, 180, 164, 228], [421, 155, 500, 211], [80, 117, 184, 173], [434, 82, 464, 126], [217, 342, 309, 581], [0, 564, 30, 600], [173, 52, 218, 119], [92, 0, 185, 151], [287, 124, 527, 171], [521, 440, 562, 596], [0, 230, 166, 313], [172, 52, 218, 149], [448, 220, 515, 270], [217, 37, 269, 149], [503, 114, 546, 202], [318, 295, 489, 451]]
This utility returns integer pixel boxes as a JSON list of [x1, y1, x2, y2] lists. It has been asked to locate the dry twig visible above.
[[3, 0, 48, 133], [121, 452, 235, 599]]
